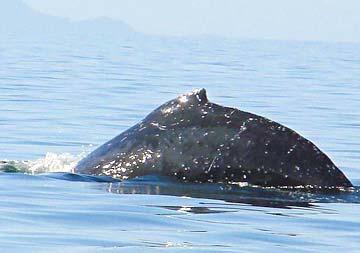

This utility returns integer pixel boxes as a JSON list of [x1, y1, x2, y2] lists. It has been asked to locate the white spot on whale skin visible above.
[[162, 107, 172, 114], [179, 96, 188, 103], [139, 126, 147, 131], [151, 122, 167, 130], [102, 164, 111, 169]]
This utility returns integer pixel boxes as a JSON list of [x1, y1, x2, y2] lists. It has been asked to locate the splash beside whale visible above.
[[75, 89, 352, 188]]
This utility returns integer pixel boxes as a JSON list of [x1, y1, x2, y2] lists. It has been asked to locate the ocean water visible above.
[[0, 34, 360, 252]]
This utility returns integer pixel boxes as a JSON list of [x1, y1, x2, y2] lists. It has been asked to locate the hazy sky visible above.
[[24, 0, 360, 42]]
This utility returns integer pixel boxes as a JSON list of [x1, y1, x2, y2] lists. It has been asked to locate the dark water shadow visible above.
[[106, 175, 360, 209], [0, 171, 345, 211], [37, 173, 360, 210]]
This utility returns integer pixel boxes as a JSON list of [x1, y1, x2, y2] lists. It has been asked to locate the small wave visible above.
[[41, 172, 121, 182], [0, 152, 83, 174]]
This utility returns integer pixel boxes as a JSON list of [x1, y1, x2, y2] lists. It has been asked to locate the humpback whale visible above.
[[75, 89, 352, 188]]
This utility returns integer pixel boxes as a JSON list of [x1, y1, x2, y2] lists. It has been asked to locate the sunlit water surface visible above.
[[0, 34, 360, 252]]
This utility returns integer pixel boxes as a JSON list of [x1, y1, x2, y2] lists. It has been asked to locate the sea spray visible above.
[[0, 152, 85, 174]]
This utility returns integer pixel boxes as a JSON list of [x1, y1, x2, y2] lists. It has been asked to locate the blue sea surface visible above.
[[0, 34, 360, 252]]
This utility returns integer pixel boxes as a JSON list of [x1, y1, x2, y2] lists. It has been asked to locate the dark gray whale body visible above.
[[75, 89, 352, 188]]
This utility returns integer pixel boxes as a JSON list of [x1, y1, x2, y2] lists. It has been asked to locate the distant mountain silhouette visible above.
[[0, 0, 138, 39]]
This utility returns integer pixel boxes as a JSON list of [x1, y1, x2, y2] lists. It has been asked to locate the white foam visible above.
[[28, 152, 83, 174], [2, 152, 85, 174]]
